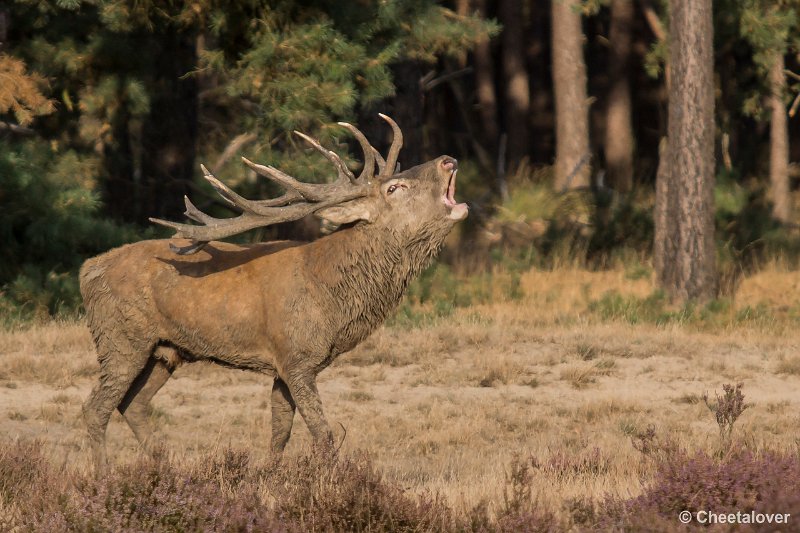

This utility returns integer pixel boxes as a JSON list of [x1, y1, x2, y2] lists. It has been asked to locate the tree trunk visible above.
[[551, 0, 590, 191], [499, 0, 530, 169], [473, 0, 499, 150], [604, 0, 634, 192], [653, 0, 716, 302], [769, 50, 791, 224], [140, 25, 199, 223]]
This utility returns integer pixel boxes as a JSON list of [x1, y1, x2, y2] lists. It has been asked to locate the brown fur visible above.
[[81, 156, 467, 469]]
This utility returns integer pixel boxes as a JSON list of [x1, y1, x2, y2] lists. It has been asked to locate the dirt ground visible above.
[[2, 267, 799, 518]]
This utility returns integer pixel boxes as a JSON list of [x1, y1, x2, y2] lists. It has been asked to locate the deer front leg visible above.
[[286, 373, 334, 451], [271, 378, 296, 453]]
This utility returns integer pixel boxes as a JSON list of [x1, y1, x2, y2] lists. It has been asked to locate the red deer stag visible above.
[[80, 115, 467, 469]]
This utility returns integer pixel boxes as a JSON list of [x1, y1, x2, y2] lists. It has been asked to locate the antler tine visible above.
[[372, 147, 386, 175], [200, 164, 255, 210], [378, 113, 403, 175], [200, 163, 302, 211], [293, 130, 356, 184], [337, 122, 377, 183], [241, 157, 331, 202], [183, 196, 216, 225]]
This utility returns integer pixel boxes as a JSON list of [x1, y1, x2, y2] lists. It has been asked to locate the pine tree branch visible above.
[[421, 67, 473, 92], [212, 132, 257, 171], [789, 92, 800, 118], [784, 69, 800, 83], [639, 0, 666, 42], [0, 120, 34, 135]]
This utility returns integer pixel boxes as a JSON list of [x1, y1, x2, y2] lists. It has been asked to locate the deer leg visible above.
[[270, 378, 296, 453], [83, 351, 149, 472], [286, 374, 334, 450], [118, 356, 174, 453]]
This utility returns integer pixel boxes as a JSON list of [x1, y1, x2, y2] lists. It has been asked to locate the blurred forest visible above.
[[2, 0, 800, 321]]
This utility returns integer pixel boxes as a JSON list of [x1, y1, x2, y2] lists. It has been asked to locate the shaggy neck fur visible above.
[[310, 220, 452, 351]]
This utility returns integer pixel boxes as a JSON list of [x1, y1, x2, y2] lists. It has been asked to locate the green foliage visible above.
[[198, 1, 496, 186], [732, 0, 798, 118], [390, 256, 526, 328], [587, 290, 780, 329], [644, 38, 668, 79], [494, 168, 654, 268], [0, 139, 142, 324], [1, 0, 495, 325], [641, 0, 668, 79], [0, 54, 55, 126], [740, 0, 795, 68]]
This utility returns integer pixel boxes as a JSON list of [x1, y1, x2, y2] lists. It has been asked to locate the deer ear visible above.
[[316, 198, 377, 225]]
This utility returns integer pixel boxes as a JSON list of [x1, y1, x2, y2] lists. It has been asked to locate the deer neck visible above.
[[308, 223, 447, 341]]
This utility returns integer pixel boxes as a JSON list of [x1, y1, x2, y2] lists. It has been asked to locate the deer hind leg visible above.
[[286, 374, 334, 451], [271, 378, 296, 453], [83, 346, 150, 472], [118, 348, 177, 453]]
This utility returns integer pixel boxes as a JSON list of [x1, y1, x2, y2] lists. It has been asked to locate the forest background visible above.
[[2, 0, 800, 323]]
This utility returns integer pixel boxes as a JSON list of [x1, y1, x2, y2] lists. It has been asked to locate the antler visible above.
[[379, 113, 403, 175], [150, 116, 404, 255], [337, 113, 402, 178]]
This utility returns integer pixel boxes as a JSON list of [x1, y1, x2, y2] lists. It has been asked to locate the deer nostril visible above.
[[441, 158, 457, 171]]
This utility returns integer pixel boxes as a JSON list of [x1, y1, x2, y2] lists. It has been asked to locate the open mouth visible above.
[[443, 169, 468, 220]]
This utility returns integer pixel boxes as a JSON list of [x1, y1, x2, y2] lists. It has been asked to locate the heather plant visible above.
[[595, 446, 800, 532], [0, 440, 464, 532], [263, 449, 455, 532], [495, 455, 559, 533], [630, 425, 679, 459], [703, 382, 749, 449]]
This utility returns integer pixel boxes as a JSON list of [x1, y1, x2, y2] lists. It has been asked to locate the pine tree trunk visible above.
[[499, 0, 530, 168], [474, 0, 499, 150], [604, 0, 634, 192], [769, 50, 791, 224], [653, 0, 716, 302], [551, 0, 590, 191], [140, 25, 198, 222]]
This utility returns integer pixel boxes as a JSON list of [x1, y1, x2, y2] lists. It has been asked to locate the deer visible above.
[[80, 115, 468, 469]]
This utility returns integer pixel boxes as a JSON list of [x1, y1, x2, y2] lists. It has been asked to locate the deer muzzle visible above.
[[440, 158, 468, 221]]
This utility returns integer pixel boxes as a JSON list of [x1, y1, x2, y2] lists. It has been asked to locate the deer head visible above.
[[150, 114, 467, 253]]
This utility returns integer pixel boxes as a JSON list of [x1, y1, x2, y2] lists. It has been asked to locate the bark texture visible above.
[[604, 0, 634, 192], [500, 0, 530, 167], [653, 0, 716, 301], [768, 51, 791, 224], [551, 0, 590, 190]]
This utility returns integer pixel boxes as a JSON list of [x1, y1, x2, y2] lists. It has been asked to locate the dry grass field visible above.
[[2, 265, 800, 528]]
